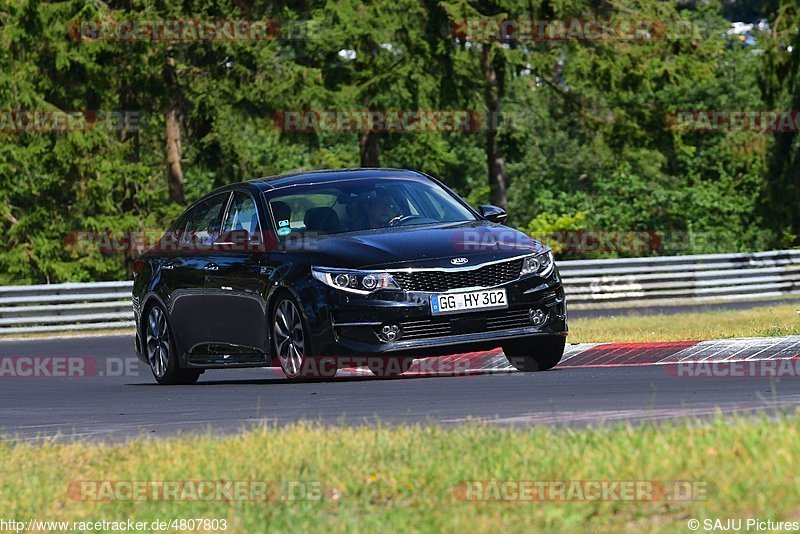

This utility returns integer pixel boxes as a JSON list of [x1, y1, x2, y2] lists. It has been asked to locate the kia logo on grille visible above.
[[450, 257, 469, 265]]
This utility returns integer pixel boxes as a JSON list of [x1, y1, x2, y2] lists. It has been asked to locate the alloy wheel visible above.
[[145, 306, 170, 378], [274, 299, 306, 378]]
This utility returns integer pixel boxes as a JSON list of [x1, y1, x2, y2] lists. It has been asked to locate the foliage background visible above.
[[0, 0, 797, 284]]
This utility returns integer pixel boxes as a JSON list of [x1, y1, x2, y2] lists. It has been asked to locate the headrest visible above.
[[304, 207, 340, 233]]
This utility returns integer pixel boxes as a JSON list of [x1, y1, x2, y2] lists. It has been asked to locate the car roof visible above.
[[186, 168, 437, 212], [247, 168, 428, 191]]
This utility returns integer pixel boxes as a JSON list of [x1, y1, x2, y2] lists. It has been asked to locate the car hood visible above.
[[288, 220, 546, 269]]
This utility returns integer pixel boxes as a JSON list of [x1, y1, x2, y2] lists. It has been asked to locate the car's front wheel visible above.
[[144, 304, 201, 385], [272, 295, 330, 379], [503, 335, 566, 372]]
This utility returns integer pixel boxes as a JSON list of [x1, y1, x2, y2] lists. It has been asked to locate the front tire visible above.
[[272, 295, 331, 379], [503, 336, 565, 372], [144, 304, 201, 385]]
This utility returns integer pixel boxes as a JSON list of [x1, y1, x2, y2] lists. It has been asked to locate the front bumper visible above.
[[299, 269, 567, 358]]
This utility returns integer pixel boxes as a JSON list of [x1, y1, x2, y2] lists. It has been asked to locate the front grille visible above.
[[400, 308, 534, 340], [391, 258, 523, 292]]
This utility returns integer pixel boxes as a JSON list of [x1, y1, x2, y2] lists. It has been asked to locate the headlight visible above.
[[311, 267, 400, 294], [520, 250, 554, 277]]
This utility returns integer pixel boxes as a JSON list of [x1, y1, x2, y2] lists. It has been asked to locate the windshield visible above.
[[264, 177, 477, 237]]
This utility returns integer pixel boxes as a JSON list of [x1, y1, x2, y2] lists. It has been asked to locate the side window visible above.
[[222, 192, 260, 235], [180, 193, 230, 247]]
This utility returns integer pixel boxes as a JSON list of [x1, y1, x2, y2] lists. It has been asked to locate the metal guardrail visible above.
[[1, 249, 799, 334], [0, 281, 134, 334], [560, 249, 800, 307]]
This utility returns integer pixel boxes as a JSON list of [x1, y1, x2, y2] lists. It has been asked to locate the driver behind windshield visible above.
[[352, 188, 394, 230]]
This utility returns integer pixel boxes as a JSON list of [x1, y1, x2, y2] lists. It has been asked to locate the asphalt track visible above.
[[2, 332, 800, 442]]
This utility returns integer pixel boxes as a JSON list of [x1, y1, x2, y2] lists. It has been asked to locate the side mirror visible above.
[[479, 204, 508, 224]]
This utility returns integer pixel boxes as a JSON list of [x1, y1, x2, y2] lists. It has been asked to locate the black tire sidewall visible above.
[[504, 336, 566, 372], [146, 303, 199, 385], [272, 294, 323, 379]]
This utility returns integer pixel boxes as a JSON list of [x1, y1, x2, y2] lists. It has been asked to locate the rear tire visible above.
[[144, 304, 201, 385], [503, 336, 565, 372]]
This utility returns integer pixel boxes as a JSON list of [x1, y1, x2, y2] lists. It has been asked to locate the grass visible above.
[[2, 415, 799, 532], [568, 303, 800, 344]]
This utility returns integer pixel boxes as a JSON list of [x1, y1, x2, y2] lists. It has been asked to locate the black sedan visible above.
[[132, 168, 567, 384]]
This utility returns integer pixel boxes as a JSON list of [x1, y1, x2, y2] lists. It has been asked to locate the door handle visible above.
[[203, 263, 219, 271], [162, 262, 175, 270]]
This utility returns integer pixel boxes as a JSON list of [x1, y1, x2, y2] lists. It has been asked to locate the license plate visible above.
[[430, 289, 508, 315]]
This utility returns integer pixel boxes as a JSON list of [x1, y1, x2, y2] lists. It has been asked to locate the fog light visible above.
[[529, 308, 547, 326], [378, 324, 402, 342]]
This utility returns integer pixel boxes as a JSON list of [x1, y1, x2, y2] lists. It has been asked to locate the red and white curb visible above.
[[331, 335, 800, 377], [560, 336, 800, 367]]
